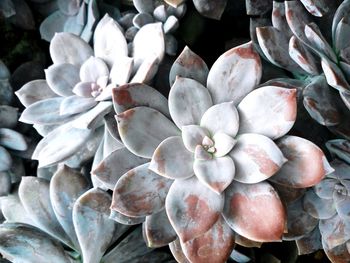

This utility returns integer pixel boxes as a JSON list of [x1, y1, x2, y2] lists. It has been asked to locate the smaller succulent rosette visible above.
[[93, 42, 332, 263], [0, 61, 28, 197], [282, 139, 350, 263], [16, 14, 165, 172], [0, 165, 173, 262], [133, 0, 226, 20], [252, 0, 350, 139]]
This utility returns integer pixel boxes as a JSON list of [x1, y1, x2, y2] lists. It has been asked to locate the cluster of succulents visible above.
[[1, 0, 350, 262]]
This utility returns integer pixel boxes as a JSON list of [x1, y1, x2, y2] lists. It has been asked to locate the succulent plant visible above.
[[0, 0, 36, 30], [251, 0, 350, 140], [16, 14, 165, 176], [133, 0, 226, 20], [91, 42, 332, 263], [0, 165, 174, 262], [0, 60, 28, 197], [279, 139, 350, 263]]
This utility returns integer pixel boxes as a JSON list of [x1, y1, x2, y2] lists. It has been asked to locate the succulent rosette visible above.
[[251, 0, 350, 139], [0, 60, 28, 197], [280, 139, 350, 263], [0, 165, 173, 262], [91, 42, 332, 262], [16, 14, 165, 174]]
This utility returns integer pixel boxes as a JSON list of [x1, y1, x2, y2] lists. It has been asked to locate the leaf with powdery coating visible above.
[[302, 189, 336, 219], [0, 223, 71, 263], [150, 136, 194, 180], [181, 125, 209, 153], [144, 209, 177, 248], [296, 227, 322, 255], [192, 0, 227, 20], [229, 133, 286, 184], [323, 240, 350, 263], [181, 217, 235, 263], [319, 214, 350, 249], [0, 146, 11, 172], [166, 176, 224, 242], [270, 136, 334, 188], [0, 128, 27, 151], [223, 181, 286, 242], [169, 46, 209, 87], [111, 163, 173, 217], [169, 239, 191, 263], [169, 77, 212, 129], [300, 0, 330, 16], [207, 42, 262, 105], [15, 80, 57, 107], [326, 139, 350, 164], [321, 57, 350, 92], [73, 188, 116, 263], [238, 86, 297, 139], [116, 106, 179, 158], [60, 96, 97, 115], [332, 0, 350, 41], [110, 210, 145, 226], [50, 32, 93, 67]]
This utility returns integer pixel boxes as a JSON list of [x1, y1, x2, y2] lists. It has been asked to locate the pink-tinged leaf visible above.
[[149, 136, 194, 180], [223, 181, 286, 242], [112, 83, 170, 118], [50, 165, 89, 250], [235, 233, 262, 248], [169, 46, 209, 87], [300, 0, 329, 16], [283, 198, 318, 240], [92, 147, 148, 190], [271, 1, 292, 37], [326, 140, 350, 164], [110, 210, 145, 225], [50, 32, 93, 67], [73, 188, 116, 263], [272, 183, 306, 205], [256, 27, 306, 74], [59, 95, 97, 115], [166, 176, 224, 242], [93, 14, 128, 67], [169, 77, 212, 129], [271, 136, 333, 188], [321, 57, 350, 92], [45, 63, 80, 97], [314, 178, 338, 200], [0, 128, 27, 151], [303, 75, 342, 126], [207, 42, 262, 105], [238, 86, 297, 139], [295, 227, 322, 255], [18, 177, 73, 248], [335, 17, 350, 52], [334, 191, 350, 221], [110, 56, 133, 86], [144, 209, 177, 248], [16, 80, 57, 107], [304, 23, 337, 62], [133, 23, 165, 70], [229, 133, 286, 184], [193, 156, 235, 194], [111, 163, 173, 217], [165, 0, 186, 8], [79, 57, 109, 83], [285, 0, 312, 42], [116, 106, 179, 158], [332, 0, 350, 41], [194, 145, 213, 161], [200, 102, 239, 138], [302, 189, 336, 219], [289, 36, 320, 75], [319, 215, 350, 249], [323, 240, 350, 263], [192, 0, 226, 20], [181, 217, 235, 263], [169, 239, 191, 263], [182, 125, 210, 153]]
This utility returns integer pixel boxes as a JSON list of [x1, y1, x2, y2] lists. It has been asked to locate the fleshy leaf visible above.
[[181, 217, 235, 263], [0, 128, 27, 151], [238, 86, 297, 139], [192, 0, 226, 20], [144, 209, 177, 248], [212, 132, 236, 157], [110, 210, 145, 226], [169, 46, 209, 86], [39, 11, 68, 42], [73, 188, 116, 263], [111, 163, 172, 217], [323, 240, 350, 263], [229, 133, 286, 184], [149, 136, 194, 180], [207, 42, 262, 105], [223, 181, 285, 242], [181, 125, 210, 153], [166, 176, 224, 242], [270, 136, 333, 188], [321, 57, 350, 92], [50, 32, 93, 67], [314, 178, 338, 200], [0, 146, 12, 172], [193, 156, 235, 194], [60, 95, 97, 115], [319, 214, 350, 249], [79, 56, 109, 83], [169, 239, 191, 263], [302, 189, 336, 219], [109, 56, 133, 86], [169, 77, 212, 129], [295, 227, 322, 255], [116, 106, 179, 158]]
